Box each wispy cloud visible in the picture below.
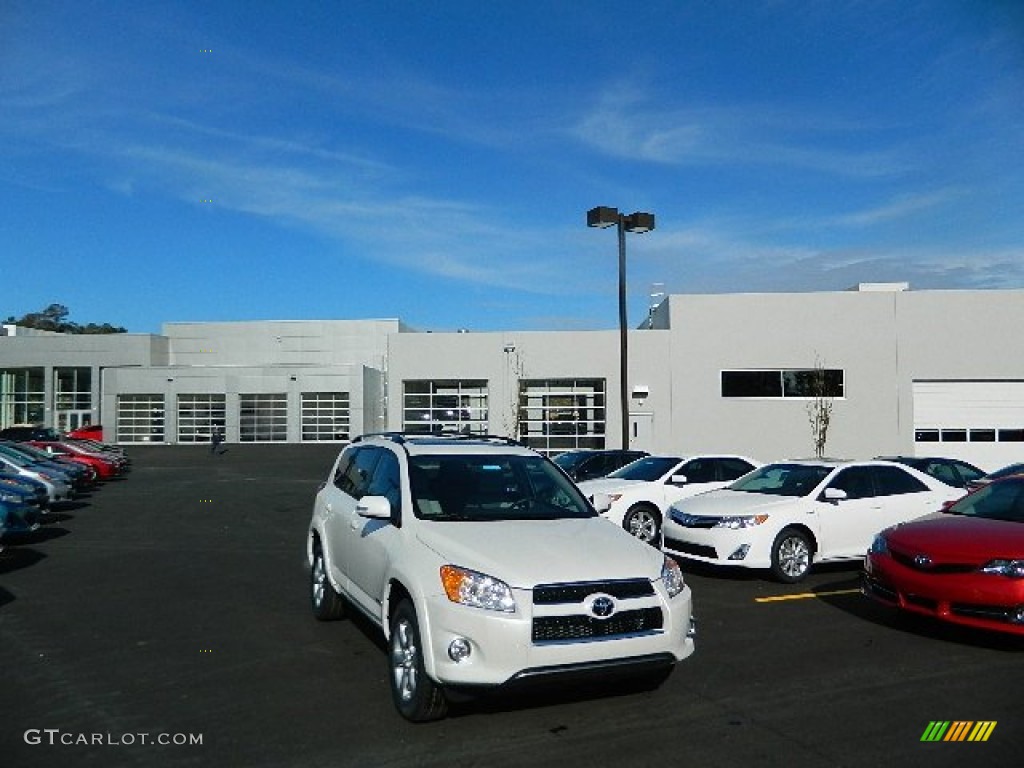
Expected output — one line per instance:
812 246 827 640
572 86 909 177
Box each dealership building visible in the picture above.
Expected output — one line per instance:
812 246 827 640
2 283 1022 470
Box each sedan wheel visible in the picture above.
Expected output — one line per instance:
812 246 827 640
770 529 812 583
623 505 661 546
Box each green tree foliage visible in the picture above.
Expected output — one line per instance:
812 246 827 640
4 304 126 334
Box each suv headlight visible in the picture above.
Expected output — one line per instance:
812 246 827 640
661 556 685 598
980 559 1024 578
869 533 889 555
713 514 769 530
440 565 517 612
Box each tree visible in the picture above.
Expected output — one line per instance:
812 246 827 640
5 304 126 334
806 357 835 459
501 345 525 440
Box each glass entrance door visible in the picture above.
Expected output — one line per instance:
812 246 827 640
57 410 93 433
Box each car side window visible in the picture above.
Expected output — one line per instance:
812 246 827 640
952 461 985 485
924 461 958 487
334 447 381 499
576 456 603 481
718 458 755 481
871 466 929 496
366 449 402 519
827 467 875 499
679 459 717 484
332 451 355 492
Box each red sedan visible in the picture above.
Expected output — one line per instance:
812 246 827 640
28 440 121 480
863 476 1024 636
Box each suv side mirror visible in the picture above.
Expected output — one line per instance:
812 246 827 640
592 493 613 514
822 487 848 502
670 474 689 486
356 495 392 520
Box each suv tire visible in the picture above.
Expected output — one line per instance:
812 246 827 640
310 546 345 621
389 599 448 722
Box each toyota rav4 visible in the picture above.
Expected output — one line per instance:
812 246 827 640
307 433 696 721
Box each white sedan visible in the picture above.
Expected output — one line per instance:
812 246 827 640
577 454 761 545
662 459 966 582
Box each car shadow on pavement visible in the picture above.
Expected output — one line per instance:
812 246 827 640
0 585 14 609
446 673 670 719
812 575 1024 653
16 526 71 545
41 511 75 524
0 546 47 576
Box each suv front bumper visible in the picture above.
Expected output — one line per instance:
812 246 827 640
419 584 695 689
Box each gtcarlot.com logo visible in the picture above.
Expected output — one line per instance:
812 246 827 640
921 721 997 743
24 729 203 747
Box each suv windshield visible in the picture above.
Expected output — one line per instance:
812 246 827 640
730 463 833 497
409 454 595 522
606 456 682 482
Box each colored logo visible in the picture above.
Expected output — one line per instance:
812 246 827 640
921 721 996 742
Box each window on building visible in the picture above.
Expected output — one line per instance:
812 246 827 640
54 367 92 411
301 392 350 442
239 393 287 442
403 380 488 435
0 367 46 427
519 379 606 454
918 427 1024 443
177 394 226 443
721 369 844 398
117 394 166 443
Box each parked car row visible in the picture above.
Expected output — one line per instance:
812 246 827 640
0 425 129 551
565 448 1024 637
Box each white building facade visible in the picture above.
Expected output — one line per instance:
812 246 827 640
2 285 1022 471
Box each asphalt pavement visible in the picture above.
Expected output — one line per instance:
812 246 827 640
2 445 1021 768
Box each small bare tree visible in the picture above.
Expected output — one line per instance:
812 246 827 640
501 346 525 439
806 358 834 459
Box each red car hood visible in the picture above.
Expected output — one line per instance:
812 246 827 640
887 513 1024 560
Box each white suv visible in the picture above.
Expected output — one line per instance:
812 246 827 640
307 433 696 721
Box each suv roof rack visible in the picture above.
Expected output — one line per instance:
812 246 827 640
354 431 524 447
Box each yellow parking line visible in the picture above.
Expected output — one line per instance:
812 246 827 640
755 588 861 603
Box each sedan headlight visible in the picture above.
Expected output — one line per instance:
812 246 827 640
713 514 769 530
661 555 686 598
980 559 1024 579
869 533 889 555
440 565 517 612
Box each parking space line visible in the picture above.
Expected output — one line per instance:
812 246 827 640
755 588 861 603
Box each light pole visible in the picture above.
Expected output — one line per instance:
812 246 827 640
586 206 655 450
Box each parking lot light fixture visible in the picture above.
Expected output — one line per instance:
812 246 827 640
587 206 656 450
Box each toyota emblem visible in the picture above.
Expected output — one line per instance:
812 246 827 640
588 595 616 619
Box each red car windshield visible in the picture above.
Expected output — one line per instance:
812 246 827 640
948 479 1024 523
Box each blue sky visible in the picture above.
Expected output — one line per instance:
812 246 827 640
2 1 1022 334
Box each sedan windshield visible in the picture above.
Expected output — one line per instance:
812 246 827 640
606 456 682 482
948 479 1024 522
730 463 833 497
409 454 595 522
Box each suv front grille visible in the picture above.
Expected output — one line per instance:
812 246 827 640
533 578 654 605
532 607 663 643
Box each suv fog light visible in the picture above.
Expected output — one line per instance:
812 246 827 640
687 616 697 638
448 637 472 662
1011 607 1024 625
727 545 750 561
